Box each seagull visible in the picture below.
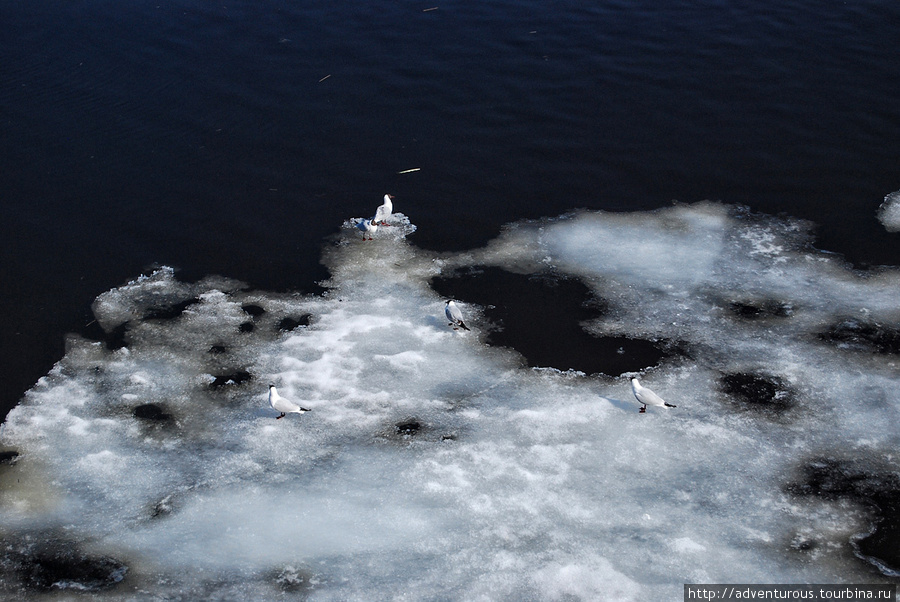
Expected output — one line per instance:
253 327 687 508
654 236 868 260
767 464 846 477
374 194 394 225
356 218 378 241
268 384 311 420
631 378 676 413
445 300 470 331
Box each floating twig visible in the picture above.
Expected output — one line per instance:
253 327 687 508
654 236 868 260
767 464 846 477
397 168 421 174
423 7 439 12
318 74 331 83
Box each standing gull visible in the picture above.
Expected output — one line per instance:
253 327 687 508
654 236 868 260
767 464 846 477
631 378 676 413
445 300 471 331
268 384 311 419
374 194 394 225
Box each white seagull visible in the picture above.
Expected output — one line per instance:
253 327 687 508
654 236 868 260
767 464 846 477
631 378 676 413
445 300 470 331
356 218 378 241
268 384 311 420
374 194 394 225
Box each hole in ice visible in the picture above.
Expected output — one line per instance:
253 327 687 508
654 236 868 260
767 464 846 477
208 344 228 354
431 266 668 375
819 319 900 355
239 322 255 333
277 314 311 332
132 403 172 421
241 304 265 318
209 370 253 389
395 418 422 434
728 300 794 320
785 457 900 574
143 298 201 321
719 372 795 414
1 537 128 593
0 450 19 465
82 320 129 351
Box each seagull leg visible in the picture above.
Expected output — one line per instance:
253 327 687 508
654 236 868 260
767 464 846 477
276 413 285 419
639 406 646 414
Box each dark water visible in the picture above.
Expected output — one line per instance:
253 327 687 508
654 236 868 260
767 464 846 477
2 0 899 419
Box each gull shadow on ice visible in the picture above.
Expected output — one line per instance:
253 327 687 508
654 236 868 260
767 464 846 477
602 396 639 413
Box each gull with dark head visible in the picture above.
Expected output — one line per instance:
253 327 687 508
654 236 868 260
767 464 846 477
445 300 470 331
631 378 676 413
356 218 378 241
268 384 311 420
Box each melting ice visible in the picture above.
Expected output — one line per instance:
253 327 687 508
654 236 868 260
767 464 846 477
1 203 899 599
879 190 900 233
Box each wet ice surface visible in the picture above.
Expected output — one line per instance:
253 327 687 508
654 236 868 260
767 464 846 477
1 204 899 599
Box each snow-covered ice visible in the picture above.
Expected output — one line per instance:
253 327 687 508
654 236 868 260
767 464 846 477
1 204 898 599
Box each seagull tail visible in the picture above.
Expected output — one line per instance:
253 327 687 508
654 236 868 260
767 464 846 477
664 402 676 408
459 321 471 331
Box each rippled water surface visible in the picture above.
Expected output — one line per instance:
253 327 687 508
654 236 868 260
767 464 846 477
3 1 899 414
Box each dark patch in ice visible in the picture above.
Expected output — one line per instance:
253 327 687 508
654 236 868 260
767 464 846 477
133 403 171 421
144 297 201 321
790 537 817 552
241 304 266 317
208 344 227 354
785 457 900 574
396 418 422 434
209 371 253 389
82 320 129 351
150 493 177 518
0 538 128 593
239 322 255 333
103 322 129 350
278 314 311 332
0 450 19 465
719 372 795 414
431 267 667 376
271 565 316 593
819 319 900 355
728 300 794 319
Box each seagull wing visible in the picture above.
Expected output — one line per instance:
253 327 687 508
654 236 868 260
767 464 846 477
447 303 464 323
272 395 301 413
374 196 392 222
637 386 667 408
